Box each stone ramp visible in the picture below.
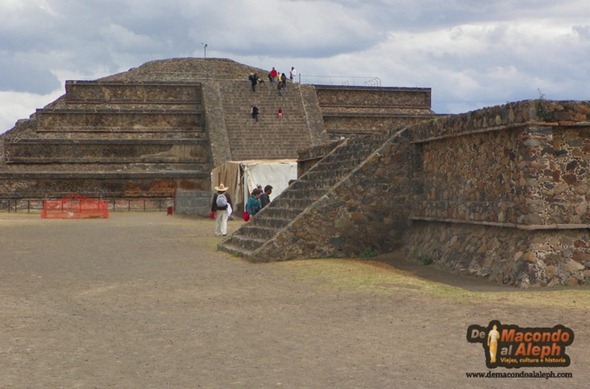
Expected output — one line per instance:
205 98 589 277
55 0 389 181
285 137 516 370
218 132 392 259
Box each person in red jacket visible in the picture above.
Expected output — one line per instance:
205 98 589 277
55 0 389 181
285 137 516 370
269 67 278 83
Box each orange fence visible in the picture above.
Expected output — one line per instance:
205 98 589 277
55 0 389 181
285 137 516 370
41 194 109 219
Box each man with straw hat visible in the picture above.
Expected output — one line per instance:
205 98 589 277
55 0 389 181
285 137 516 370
211 183 233 236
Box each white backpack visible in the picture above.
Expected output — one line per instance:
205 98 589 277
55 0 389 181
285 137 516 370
216 194 228 208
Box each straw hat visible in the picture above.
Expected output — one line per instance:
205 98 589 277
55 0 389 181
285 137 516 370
214 183 229 192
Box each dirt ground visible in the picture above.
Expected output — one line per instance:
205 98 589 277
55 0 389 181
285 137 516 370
1 212 589 388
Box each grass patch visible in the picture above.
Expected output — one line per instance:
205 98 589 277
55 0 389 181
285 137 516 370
359 247 378 258
277 258 590 310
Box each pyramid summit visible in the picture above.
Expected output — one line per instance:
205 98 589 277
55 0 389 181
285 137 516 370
99 57 270 82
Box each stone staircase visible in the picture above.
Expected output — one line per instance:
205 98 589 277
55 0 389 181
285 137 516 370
218 132 390 258
219 80 321 160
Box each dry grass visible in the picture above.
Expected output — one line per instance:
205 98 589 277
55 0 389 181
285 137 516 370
275 258 590 310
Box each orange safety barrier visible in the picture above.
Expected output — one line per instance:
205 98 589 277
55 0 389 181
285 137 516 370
41 194 109 219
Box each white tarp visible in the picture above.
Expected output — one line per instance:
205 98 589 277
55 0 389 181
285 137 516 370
211 159 297 210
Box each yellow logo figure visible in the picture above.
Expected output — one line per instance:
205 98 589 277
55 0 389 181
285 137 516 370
487 324 500 363
467 321 574 369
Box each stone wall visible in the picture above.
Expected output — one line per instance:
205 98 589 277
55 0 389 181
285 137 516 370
257 99 590 286
4 140 209 164
403 222 590 287
315 86 434 139
0 174 208 198
315 86 431 108
65 81 203 104
323 115 430 136
404 99 590 286
36 110 201 128
413 127 523 224
410 100 590 227
174 188 212 217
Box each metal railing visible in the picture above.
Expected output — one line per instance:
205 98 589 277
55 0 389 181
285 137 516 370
0 197 173 213
299 75 381 87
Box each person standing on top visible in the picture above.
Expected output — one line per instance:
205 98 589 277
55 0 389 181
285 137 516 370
289 66 297 83
269 67 278 83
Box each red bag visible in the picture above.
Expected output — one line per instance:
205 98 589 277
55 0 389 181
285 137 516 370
209 211 215 220
243 211 250 222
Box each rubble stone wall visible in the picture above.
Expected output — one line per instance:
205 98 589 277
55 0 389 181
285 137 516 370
404 100 590 286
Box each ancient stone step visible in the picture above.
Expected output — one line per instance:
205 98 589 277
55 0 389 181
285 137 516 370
216 241 255 258
36 127 205 134
300 169 347 181
234 225 278 240
270 197 314 209
219 81 314 161
280 187 325 200
0 172 208 200
0 162 209 172
35 128 206 140
255 207 303 220
249 216 291 229
60 103 204 114
36 110 202 128
4 139 209 165
298 176 340 189
0 170 208 179
223 235 267 252
64 80 203 104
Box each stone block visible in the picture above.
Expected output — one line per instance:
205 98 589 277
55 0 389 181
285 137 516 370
563 259 586 273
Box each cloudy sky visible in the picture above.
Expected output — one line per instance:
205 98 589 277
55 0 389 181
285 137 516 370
1 0 589 134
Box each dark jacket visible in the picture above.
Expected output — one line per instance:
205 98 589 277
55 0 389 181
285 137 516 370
260 193 270 208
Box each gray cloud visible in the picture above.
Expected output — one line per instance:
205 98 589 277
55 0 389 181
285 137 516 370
0 0 589 132
0 55 61 93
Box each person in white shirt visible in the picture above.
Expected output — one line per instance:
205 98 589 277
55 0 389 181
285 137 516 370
289 66 297 83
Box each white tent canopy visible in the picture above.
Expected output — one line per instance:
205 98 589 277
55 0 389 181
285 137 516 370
211 160 297 210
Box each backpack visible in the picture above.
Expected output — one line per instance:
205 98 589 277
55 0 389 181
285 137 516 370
216 194 228 208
